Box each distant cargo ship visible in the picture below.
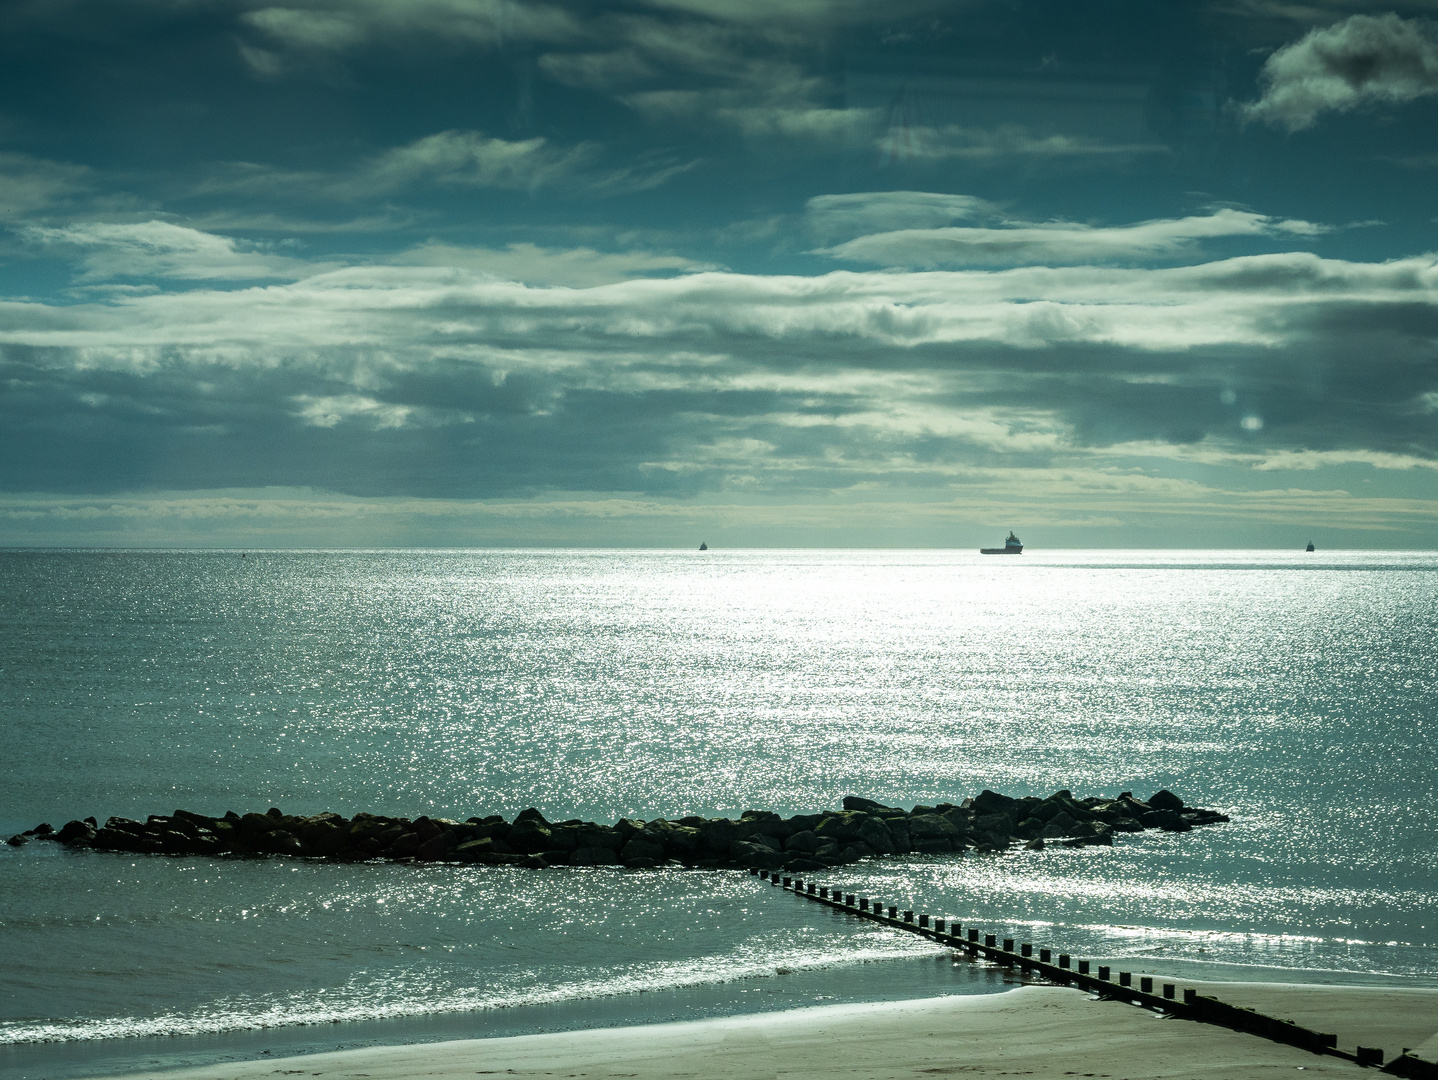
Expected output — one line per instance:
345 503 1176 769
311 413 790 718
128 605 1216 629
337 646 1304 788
980 531 1023 555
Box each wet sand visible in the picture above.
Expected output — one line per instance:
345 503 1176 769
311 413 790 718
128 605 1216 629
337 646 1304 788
74 980 1438 1080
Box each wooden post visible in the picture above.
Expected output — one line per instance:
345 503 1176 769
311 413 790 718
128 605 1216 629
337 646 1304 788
1163 984 1175 999
1098 966 1110 980
1119 971 1131 987
1078 960 1089 974
1040 948 1051 963
888 906 898 919
1021 943 1032 957
985 934 996 948
1140 977 1153 994
1059 954 1070 969
919 914 929 928
1003 938 1014 952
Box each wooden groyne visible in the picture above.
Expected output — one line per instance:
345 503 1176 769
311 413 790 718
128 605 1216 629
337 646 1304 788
4 788 1229 869
756 870 1437 1077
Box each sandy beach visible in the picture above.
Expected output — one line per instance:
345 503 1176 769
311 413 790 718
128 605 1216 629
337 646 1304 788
74 979 1438 1080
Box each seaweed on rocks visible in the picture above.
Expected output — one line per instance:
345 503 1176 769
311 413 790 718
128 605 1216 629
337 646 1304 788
15 789 1229 869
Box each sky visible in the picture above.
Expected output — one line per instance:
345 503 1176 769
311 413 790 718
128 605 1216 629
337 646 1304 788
1 0 1437 547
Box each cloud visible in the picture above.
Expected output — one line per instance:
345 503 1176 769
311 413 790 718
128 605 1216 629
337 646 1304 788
20 221 324 281
804 192 997 243
876 124 1171 164
393 241 717 286
1 246 1436 535
198 131 688 201
0 152 94 217
238 0 582 58
1244 12 1438 130
353 130 600 193
815 208 1330 267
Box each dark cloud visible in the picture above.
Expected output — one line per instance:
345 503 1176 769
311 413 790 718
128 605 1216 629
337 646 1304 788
1244 13 1438 130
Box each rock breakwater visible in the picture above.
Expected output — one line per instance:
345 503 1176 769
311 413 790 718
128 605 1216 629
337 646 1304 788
7 789 1229 870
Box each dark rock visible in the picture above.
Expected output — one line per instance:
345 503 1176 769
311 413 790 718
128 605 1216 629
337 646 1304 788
456 837 504 863
730 840 784 870
260 830 304 855
507 821 553 854
544 825 583 852
514 807 549 826
417 832 459 861
908 814 961 841
841 796 892 813
539 849 572 865
29 823 55 836
571 845 619 866
1015 818 1044 840
383 832 422 858
1140 809 1189 831
572 823 621 850
5 834 26 846
857 816 896 854
1184 809 1230 826
623 856 658 869
784 829 821 854
971 790 1018 817
1040 812 1080 839
613 818 644 844
1024 837 1045 850
620 835 666 863
57 820 97 845
1147 789 1184 812
662 824 701 859
695 818 738 852
912 838 955 854
785 857 826 872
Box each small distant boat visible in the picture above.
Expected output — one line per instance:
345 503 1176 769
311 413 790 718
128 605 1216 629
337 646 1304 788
699 541 708 551
1306 541 1315 552
980 531 1023 555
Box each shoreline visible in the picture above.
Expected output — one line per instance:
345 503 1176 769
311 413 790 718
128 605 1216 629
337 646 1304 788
7 969 1436 1080
47 978 1438 1080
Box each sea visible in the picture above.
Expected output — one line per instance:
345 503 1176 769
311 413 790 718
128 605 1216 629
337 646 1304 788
2 550 1435 1079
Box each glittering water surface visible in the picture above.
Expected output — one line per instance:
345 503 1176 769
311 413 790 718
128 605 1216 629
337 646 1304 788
1 550 1435 1054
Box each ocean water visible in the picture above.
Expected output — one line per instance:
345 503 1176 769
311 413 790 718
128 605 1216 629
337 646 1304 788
2 550 1435 1075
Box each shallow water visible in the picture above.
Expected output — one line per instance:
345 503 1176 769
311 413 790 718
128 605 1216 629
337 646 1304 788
1 550 1435 1069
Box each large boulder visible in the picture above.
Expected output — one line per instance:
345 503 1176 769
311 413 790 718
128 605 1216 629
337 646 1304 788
1040 812 1080 839
1141 809 1190 831
1147 790 1184 812
970 790 1019 817
856 816 896 854
572 823 622 850
907 814 961 841
730 840 784 870
784 830 821 854
56 820 96 846
695 818 738 852
814 812 867 844
620 835 666 863
507 820 553 854
842 796 893 813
